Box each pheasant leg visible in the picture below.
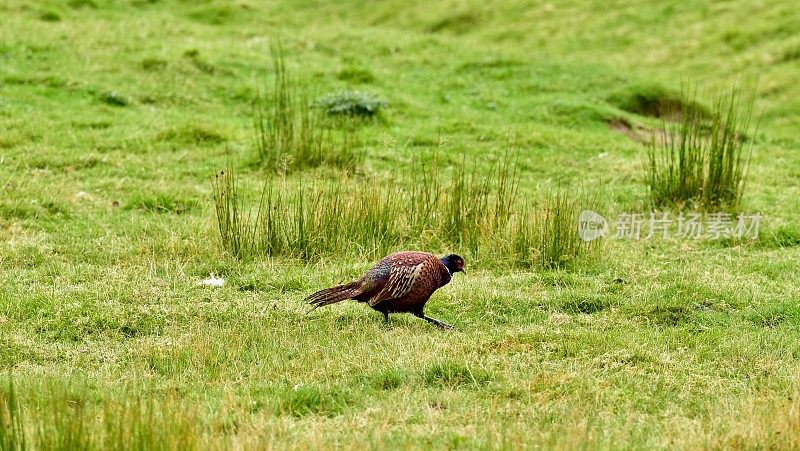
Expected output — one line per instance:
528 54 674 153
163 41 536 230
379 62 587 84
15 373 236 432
417 314 454 330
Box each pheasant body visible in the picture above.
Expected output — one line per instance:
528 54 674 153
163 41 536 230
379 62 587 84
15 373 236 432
306 251 465 328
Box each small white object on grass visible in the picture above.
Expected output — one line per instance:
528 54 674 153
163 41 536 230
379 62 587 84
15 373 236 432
199 273 225 287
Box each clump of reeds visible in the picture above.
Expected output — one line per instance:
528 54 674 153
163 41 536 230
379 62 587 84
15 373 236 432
211 157 597 269
212 169 256 258
0 377 25 451
646 85 757 209
512 190 590 269
0 377 201 450
253 43 362 172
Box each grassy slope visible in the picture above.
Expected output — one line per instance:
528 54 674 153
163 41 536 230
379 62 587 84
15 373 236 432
1 0 800 449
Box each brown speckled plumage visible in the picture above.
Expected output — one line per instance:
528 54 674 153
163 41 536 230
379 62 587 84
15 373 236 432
306 251 465 329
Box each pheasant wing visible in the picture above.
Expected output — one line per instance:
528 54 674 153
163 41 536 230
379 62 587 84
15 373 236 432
368 255 436 307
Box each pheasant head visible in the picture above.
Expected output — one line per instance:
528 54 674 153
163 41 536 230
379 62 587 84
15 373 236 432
441 254 466 275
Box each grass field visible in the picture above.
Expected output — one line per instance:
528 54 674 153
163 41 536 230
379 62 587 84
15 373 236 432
2 0 800 449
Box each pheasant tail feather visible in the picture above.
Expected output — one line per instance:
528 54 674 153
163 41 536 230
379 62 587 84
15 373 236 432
305 281 362 309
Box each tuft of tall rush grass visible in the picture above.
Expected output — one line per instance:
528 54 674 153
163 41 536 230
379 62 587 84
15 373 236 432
646 85 757 209
211 158 598 270
253 43 361 172
0 376 25 451
212 169 256 259
513 190 590 269
1 378 202 450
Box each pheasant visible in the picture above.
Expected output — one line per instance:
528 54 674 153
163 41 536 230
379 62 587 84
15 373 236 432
306 252 465 329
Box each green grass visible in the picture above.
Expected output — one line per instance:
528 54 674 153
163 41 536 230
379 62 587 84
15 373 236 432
422 362 492 388
2 0 800 449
